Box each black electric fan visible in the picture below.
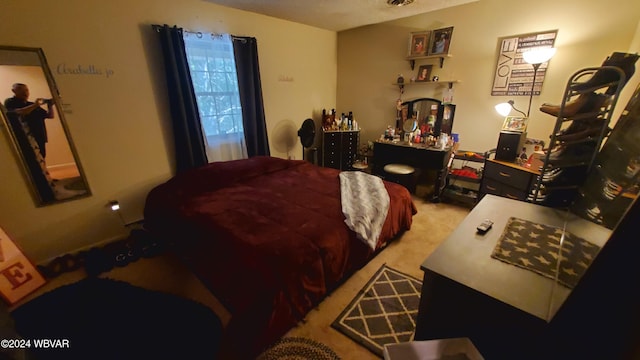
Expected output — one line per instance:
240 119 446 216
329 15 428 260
297 118 316 161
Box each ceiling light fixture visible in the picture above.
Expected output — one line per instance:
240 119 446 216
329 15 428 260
387 0 415 6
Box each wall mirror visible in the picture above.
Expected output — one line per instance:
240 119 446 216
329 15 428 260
0 46 90 206
401 97 455 137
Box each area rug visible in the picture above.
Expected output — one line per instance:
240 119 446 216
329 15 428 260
331 264 422 358
257 337 340 360
491 217 601 288
11 278 222 360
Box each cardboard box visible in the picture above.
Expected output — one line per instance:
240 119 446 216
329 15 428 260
383 338 484 360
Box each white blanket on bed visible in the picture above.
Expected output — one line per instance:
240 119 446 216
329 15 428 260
339 171 390 250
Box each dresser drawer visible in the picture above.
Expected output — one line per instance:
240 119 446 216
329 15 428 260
480 178 502 196
324 158 340 169
481 178 528 201
484 161 533 191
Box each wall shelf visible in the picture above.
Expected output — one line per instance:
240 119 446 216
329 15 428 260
406 54 452 70
393 80 460 89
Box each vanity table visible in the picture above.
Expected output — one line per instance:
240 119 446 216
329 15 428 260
413 194 611 358
373 140 452 201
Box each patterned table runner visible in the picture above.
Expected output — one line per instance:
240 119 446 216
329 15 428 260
491 217 600 288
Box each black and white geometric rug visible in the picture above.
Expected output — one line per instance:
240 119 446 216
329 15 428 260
491 217 601 288
331 264 422 358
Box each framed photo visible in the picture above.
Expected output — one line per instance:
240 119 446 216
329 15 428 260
501 116 528 132
408 31 430 57
415 65 433 82
429 26 454 55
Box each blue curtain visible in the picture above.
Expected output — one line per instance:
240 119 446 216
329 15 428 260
153 24 207 172
232 36 270 157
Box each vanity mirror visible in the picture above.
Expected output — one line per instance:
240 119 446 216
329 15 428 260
0 46 90 206
400 97 456 137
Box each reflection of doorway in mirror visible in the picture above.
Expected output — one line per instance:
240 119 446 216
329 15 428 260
0 65 79 181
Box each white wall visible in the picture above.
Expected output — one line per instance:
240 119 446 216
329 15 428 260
337 0 640 152
0 0 337 262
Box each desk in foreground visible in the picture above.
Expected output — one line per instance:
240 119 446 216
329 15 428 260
414 195 611 357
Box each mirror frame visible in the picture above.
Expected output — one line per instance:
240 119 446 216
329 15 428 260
0 45 91 206
401 97 456 137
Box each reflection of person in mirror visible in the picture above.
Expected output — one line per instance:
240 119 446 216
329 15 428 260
4 83 55 158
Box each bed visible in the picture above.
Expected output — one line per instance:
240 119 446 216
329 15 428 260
143 156 416 357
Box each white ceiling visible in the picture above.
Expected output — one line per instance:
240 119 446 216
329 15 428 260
203 0 478 32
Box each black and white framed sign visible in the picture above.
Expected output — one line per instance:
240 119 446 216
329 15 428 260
491 30 558 96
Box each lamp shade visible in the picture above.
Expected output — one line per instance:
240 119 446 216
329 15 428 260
522 47 556 65
495 102 513 116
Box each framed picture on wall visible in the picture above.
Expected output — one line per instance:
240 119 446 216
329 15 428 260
415 65 433 82
428 26 454 55
501 116 528 132
408 31 430 57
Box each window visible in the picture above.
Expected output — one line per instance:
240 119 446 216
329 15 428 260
183 33 247 161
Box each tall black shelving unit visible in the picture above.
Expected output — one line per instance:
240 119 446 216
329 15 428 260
529 66 626 208
571 82 640 228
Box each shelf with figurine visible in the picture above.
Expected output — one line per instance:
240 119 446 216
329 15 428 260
393 79 460 89
406 54 453 70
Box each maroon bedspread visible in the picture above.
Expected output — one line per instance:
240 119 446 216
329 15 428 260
144 156 416 357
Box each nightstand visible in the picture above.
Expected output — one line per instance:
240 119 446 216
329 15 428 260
480 159 540 201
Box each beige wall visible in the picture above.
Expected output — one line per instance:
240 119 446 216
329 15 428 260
337 0 640 152
0 0 337 262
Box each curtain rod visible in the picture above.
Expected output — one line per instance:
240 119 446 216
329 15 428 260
152 24 248 42
151 24 224 38
183 29 224 39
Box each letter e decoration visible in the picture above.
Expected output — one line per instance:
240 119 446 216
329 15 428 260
0 227 46 304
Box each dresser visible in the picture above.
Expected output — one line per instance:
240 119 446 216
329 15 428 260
322 129 359 170
480 159 539 201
